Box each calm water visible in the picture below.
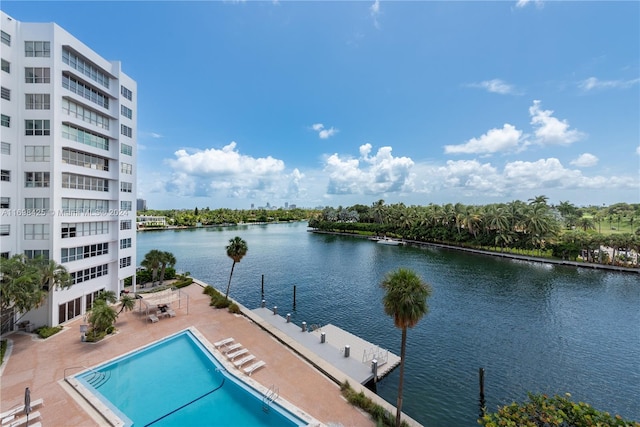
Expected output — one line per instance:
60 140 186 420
137 222 640 426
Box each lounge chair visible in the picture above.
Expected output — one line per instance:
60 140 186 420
6 411 40 427
224 343 242 354
166 309 176 317
243 360 266 376
233 354 255 367
214 337 234 348
226 348 248 360
148 314 159 323
0 399 44 420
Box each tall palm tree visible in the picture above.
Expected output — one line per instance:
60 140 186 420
158 251 177 285
87 299 117 334
118 294 136 315
380 268 432 427
141 249 163 286
225 236 248 300
33 257 72 291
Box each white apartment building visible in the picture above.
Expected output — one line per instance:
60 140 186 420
0 11 137 330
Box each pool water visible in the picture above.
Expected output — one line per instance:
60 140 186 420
76 330 307 427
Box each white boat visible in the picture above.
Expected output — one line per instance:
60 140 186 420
375 237 404 246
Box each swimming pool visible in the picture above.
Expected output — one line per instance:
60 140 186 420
73 329 311 426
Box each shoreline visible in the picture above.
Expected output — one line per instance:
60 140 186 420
309 229 640 275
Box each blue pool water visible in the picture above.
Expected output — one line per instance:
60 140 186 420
76 330 307 427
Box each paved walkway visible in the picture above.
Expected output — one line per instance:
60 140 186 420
0 283 376 427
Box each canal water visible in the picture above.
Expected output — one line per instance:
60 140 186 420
136 222 640 426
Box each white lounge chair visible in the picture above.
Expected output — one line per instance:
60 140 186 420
233 354 255 367
6 411 40 427
214 337 234 348
148 314 159 323
226 348 248 360
243 360 266 376
0 398 44 420
166 309 176 317
224 343 242 354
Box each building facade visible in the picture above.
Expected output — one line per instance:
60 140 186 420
0 11 137 328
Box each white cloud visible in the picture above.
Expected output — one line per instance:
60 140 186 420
164 142 303 201
324 144 414 195
578 77 640 91
636 146 640 156
570 153 598 168
515 0 544 8
444 124 523 155
370 0 381 29
468 79 517 95
311 123 339 139
529 100 585 146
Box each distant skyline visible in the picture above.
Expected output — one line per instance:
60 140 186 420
3 1 638 210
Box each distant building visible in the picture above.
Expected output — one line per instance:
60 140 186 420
0 11 137 328
137 198 147 211
136 215 167 229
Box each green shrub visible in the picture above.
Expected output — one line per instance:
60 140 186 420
213 298 231 309
340 381 408 427
84 329 107 342
174 277 193 289
479 393 640 427
228 303 241 314
105 326 115 334
35 325 63 339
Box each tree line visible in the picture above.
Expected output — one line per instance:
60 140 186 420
308 198 640 267
137 207 316 227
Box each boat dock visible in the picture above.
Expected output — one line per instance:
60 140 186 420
251 307 400 385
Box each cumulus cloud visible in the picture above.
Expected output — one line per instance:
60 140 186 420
444 124 523 155
324 143 414 196
311 123 338 139
578 77 640 91
570 153 598 168
468 79 518 95
529 100 585 146
164 142 302 200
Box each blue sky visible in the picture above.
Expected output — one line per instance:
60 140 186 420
3 1 639 210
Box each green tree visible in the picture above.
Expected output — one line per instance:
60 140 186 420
225 236 248 300
87 299 117 334
141 249 163 286
158 251 177 285
380 268 432 427
118 294 136 315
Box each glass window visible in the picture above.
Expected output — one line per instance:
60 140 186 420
120 124 132 138
25 41 51 57
121 105 132 119
1 170 10 181
1 142 9 154
0 225 10 236
0 197 9 208
1 59 9 73
1 31 10 46
25 67 50 83
25 94 50 109
121 143 132 156
1 114 10 127
121 85 132 100
25 146 50 162
1 87 9 100
25 119 50 136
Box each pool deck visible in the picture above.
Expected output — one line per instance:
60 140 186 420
0 281 422 427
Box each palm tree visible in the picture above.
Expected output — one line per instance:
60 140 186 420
33 257 72 291
158 251 177 285
225 236 248 300
118 294 136 315
141 249 163 286
87 299 117 335
380 268 432 427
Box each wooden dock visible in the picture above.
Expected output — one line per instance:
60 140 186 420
252 307 400 385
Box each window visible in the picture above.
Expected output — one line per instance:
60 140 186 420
62 148 109 171
1 252 9 259
121 201 132 211
25 94 50 109
62 99 109 130
25 172 50 188
120 220 132 230
121 85 132 100
121 143 132 156
61 242 108 263
61 222 109 238
1 87 9 100
70 264 108 285
120 124 132 138
25 119 50 136
1 31 10 46
25 67 50 83
120 182 132 193
25 146 50 162
1 59 9 73
24 224 50 240
120 238 132 249
86 289 105 311
1 142 9 154
62 48 110 88
121 162 132 174
0 225 9 236
62 123 109 150
24 249 50 260
61 173 108 192
0 197 9 208
62 74 109 109
61 198 109 213
58 297 81 323
25 41 51 57
1 114 9 127
24 198 50 211
121 105 132 119
1 170 10 181
119 256 132 268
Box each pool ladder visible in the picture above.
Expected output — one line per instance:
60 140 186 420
262 384 279 412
